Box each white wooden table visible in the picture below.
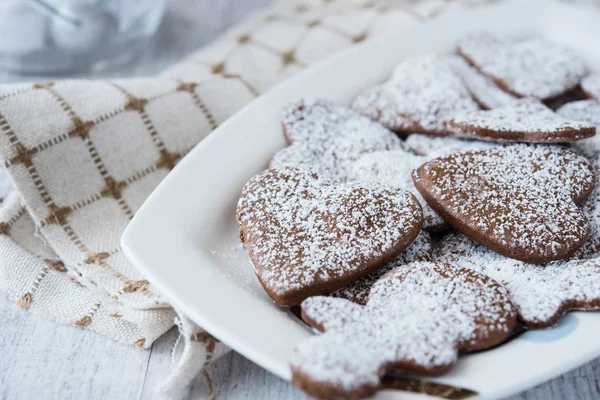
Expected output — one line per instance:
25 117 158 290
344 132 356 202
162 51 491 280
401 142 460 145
1 1 599 399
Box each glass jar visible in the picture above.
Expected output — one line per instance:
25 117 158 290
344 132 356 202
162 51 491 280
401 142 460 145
0 0 165 74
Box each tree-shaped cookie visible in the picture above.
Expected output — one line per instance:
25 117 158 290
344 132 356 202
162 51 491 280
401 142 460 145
237 168 423 306
433 233 600 329
270 98 402 182
413 144 595 264
291 262 516 399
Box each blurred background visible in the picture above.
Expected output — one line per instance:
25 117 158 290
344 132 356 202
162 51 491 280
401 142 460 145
0 0 273 82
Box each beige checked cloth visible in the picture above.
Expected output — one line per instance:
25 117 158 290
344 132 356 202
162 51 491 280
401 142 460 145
0 0 596 396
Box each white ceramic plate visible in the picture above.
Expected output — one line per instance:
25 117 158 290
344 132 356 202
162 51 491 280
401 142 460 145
122 1 600 398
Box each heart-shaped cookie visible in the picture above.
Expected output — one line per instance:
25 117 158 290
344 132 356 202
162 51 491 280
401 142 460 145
291 262 516 399
582 73 600 100
458 33 587 101
271 98 402 182
236 168 423 306
413 144 595 264
445 99 595 142
351 55 479 135
433 233 600 329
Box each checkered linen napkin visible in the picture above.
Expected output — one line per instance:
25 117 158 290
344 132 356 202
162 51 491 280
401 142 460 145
0 0 594 395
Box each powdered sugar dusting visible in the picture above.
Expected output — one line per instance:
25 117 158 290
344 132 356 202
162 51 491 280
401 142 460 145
291 262 515 397
557 100 600 158
271 98 402 182
236 168 422 306
351 55 479 134
582 73 600 100
433 234 600 328
331 232 433 304
350 150 446 230
413 144 595 264
458 33 587 100
404 133 497 157
444 54 520 109
446 99 596 142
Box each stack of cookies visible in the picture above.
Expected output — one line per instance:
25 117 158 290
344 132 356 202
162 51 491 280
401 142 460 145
236 32 600 400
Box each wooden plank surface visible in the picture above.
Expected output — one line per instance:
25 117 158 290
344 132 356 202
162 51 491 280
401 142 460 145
1 1 599 399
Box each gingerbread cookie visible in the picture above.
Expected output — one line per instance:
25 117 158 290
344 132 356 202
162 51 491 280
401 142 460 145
433 233 600 329
236 168 423 306
458 33 587 101
352 55 479 135
350 151 448 231
445 99 595 142
270 98 402 182
404 133 497 158
413 144 595 264
582 73 600 100
444 55 519 109
291 262 516 399
331 232 433 305
557 99 600 157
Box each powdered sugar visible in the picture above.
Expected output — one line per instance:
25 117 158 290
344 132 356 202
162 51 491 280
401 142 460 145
404 134 497 157
350 151 447 230
351 55 479 135
271 98 402 182
413 144 595 264
331 232 433 304
557 99 600 158
444 54 519 109
582 73 600 100
458 33 587 101
291 262 515 398
446 99 596 142
433 233 600 328
236 168 422 306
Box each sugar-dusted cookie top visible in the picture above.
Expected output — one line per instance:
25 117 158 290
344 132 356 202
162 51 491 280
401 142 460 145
237 168 423 306
350 151 448 231
444 54 520 109
271 98 402 182
582 73 600 100
413 144 595 264
403 133 497 157
458 33 587 101
291 262 516 399
445 99 596 142
351 55 479 135
557 100 600 157
433 233 600 329
558 99 600 128
331 232 433 305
